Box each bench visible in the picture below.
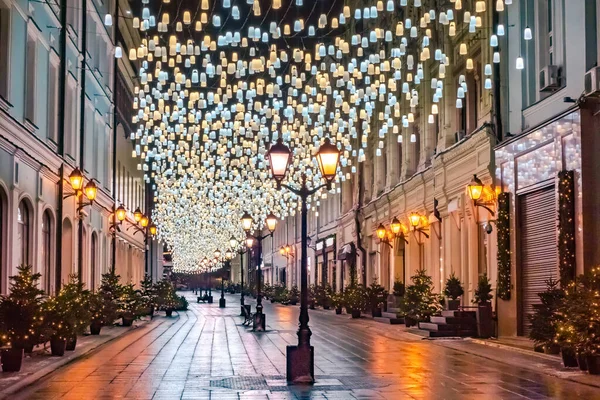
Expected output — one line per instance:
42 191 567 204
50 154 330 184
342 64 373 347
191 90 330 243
197 294 210 303
241 304 253 326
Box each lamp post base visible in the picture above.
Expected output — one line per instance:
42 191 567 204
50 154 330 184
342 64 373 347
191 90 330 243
286 345 314 384
253 312 266 331
219 298 226 308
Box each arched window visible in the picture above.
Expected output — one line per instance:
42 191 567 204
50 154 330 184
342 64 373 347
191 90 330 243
42 210 53 293
17 201 30 266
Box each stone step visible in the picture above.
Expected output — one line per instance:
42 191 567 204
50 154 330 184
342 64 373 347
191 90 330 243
440 310 477 318
409 327 476 338
373 316 405 325
430 316 477 325
387 307 402 314
419 322 459 332
382 311 398 319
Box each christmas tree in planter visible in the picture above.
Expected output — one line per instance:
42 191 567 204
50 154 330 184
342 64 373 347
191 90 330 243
89 273 122 334
403 269 441 326
44 275 91 355
528 279 563 354
0 265 46 371
118 283 144 327
140 275 156 317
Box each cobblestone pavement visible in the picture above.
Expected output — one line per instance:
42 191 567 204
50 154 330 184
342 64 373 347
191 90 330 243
11 292 600 399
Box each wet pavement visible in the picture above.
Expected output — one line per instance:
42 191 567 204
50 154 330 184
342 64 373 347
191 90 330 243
11 292 600 399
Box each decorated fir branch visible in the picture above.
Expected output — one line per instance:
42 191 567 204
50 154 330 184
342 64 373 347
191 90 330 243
496 192 511 301
558 170 576 286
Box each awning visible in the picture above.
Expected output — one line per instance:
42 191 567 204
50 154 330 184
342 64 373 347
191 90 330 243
337 243 356 260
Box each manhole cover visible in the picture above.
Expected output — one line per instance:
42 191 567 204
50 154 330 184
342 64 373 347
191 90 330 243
209 375 391 391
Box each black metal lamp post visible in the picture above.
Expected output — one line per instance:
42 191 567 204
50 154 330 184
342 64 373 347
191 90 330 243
230 236 249 315
218 249 233 308
241 213 278 332
267 137 341 384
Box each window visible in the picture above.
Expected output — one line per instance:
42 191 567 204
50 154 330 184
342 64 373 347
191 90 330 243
42 211 52 293
0 5 10 100
65 79 75 157
17 201 30 266
25 34 37 124
47 60 59 143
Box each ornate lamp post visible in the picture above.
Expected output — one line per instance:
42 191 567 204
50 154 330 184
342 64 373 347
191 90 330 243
230 236 249 315
218 249 233 308
240 213 278 332
268 137 341 384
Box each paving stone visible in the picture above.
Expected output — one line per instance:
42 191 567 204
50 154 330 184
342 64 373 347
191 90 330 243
7 292 600 399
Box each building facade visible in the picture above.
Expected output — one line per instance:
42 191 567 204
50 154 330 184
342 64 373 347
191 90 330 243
0 0 160 295
262 1 600 340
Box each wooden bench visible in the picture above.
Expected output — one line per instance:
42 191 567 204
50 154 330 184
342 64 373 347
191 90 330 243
241 304 253 326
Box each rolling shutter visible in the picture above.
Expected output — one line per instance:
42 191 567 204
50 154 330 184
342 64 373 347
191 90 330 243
519 186 558 336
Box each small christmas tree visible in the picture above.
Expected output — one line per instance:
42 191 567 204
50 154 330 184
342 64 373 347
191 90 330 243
0 265 46 350
403 268 441 322
528 278 563 352
44 275 91 340
140 275 156 315
473 274 493 304
118 283 144 321
89 272 122 327
443 273 464 300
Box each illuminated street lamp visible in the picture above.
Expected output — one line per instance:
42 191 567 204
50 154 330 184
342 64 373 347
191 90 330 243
467 174 496 216
241 212 254 232
266 213 278 232
409 212 430 241
134 207 143 223
268 137 341 384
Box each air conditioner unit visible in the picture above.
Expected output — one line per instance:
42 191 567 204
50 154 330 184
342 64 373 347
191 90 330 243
539 65 561 92
584 66 600 96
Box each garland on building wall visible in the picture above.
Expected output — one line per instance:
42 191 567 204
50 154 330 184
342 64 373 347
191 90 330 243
558 170 576 286
496 192 512 301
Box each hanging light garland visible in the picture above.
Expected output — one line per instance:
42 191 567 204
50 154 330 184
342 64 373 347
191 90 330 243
121 0 520 272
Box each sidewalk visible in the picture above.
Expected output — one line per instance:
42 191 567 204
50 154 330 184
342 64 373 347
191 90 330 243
431 336 600 389
0 315 162 399
308 305 600 390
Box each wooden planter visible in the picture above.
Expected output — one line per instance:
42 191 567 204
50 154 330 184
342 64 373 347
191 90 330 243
351 310 361 319
122 316 134 327
165 309 173 317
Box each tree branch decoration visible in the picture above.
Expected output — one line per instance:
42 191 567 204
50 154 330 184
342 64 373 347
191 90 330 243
558 170 576 286
496 192 511 301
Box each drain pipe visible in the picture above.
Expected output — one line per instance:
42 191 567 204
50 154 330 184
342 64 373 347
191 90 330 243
76 0 88 281
54 0 68 292
355 121 367 286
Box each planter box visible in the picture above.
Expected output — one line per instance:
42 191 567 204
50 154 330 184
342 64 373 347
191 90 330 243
476 302 493 338
1 348 24 372
90 321 102 335
446 299 460 311
371 307 382 318
50 337 67 356
66 335 77 351
351 310 361 318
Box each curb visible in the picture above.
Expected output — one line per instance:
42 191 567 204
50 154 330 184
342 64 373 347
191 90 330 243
0 316 164 399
